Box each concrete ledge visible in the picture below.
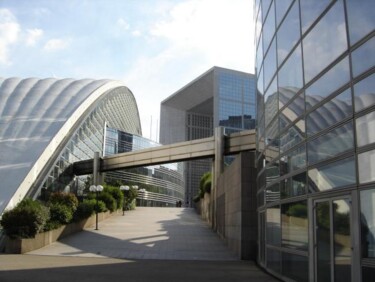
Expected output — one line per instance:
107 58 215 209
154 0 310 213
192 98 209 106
4 210 118 254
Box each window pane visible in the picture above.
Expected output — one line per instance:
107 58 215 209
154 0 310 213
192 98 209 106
356 110 375 147
360 188 375 258
300 0 332 33
267 207 281 246
354 73 375 113
256 34 263 72
264 78 278 128
280 144 306 176
266 117 279 151
303 1 347 82
281 172 307 199
266 162 279 186
280 123 304 154
352 36 375 78
305 57 350 110
282 253 309 282
358 149 375 184
306 89 352 136
262 1 275 52
282 201 308 250
308 156 356 192
264 38 277 90
266 183 280 203
308 122 354 164
275 0 293 26
277 1 300 65
362 267 375 282
280 92 305 128
346 0 375 45
267 248 281 273
278 44 303 95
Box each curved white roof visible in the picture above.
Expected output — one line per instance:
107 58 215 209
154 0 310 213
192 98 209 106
0 78 141 213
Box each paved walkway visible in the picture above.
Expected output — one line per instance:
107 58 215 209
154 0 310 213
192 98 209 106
0 207 279 281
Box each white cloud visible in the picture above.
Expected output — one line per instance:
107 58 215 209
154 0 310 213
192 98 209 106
117 18 130 30
25 28 43 46
43 38 70 51
132 30 142 37
0 9 21 65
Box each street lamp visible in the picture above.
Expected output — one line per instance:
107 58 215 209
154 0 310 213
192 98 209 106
120 185 130 215
89 184 104 230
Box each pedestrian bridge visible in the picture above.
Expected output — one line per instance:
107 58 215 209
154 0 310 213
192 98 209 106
73 129 256 175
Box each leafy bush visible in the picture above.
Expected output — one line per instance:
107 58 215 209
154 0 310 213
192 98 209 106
104 185 123 210
49 203 73 225
48 192 79 212
198 172 212 198
0 198 49 239
97 192 117 212
73 199 95 222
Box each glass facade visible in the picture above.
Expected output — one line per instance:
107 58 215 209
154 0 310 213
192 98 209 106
255 0 375 281
104 127 185 207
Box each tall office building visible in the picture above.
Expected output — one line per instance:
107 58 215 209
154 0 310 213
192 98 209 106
255 0 374 281
160 66 256 206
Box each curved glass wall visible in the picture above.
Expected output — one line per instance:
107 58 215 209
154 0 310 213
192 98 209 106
255 0 375 281
104 127 185 207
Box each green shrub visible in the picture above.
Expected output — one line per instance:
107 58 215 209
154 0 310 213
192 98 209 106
104 185 123 210
0 198 49 239
48 192 79 212
49 203 73 225
198 172 212 198
74 200 94 222
97 192 117 212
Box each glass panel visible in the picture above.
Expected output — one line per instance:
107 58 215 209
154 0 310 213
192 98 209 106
277 1 300 65
362 267 375 282
265 116 279 151
266 183 279 203
256 34 263 73
275 0 293 26
266 206 281 246
300 0 332 33
266 248 281 273
262 0 275 52
346 0 375 45
307 122 354 164
316 201 331 282
333 199 351 282
282 253 309 282
352 36 375 78
266 162 279 186
358 149 375 184
278 44 303 96
360 189 375 258
307 89 352 136
280 92 305 128
264 77 278 128
354 73 375 113
308 156 356 192
281 172 307 199
282 201 308 250
280 123 304 154
356 110 375 147
305 57 350 110
261 0 272 22
280 144 306 176
257 66 264 96
303 1 347 83
259 211 266 264
263 38 277 90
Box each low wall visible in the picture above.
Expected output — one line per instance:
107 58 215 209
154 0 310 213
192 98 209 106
5 210 118 254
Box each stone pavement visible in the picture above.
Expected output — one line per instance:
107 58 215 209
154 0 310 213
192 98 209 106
0 207 279 282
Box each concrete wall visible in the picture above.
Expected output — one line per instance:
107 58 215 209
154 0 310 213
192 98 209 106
215 151 257 260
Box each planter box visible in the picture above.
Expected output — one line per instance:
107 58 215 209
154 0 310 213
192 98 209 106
4 210 117 254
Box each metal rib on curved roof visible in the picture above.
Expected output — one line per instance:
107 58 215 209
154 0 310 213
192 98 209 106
0 78 141 213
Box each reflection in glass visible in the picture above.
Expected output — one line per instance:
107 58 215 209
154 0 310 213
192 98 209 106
277 1 300 65
316 201 331 282
346 0 375 45
265 117 279 151
303 1 347 82
266 248 281 274
354 73 375 113
280 123 304 154
266 183 279 203
358 149 375 184
281 172 306 199
280 91 305 128
352 36 375 78
362 267 375 282
278 45 303 96
262 0 275 52
263 38 277 90
360 189 375 258
282 253 308 282
282 201 308 250
307 122 354 164
264 78 277 128
256 34 263 74
266 162 279 186
356 111 375 147
267 207 281 246
333 199 351 282
306 89 352 136
300 0 331 33
305 57 350 110
308 156 356 192
275 0 293 26
280 144 306 176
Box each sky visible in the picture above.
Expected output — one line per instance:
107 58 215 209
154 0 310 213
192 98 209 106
0 0 255 141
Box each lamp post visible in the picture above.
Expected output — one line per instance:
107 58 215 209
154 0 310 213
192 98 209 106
89 184 104 230
120 185 130 215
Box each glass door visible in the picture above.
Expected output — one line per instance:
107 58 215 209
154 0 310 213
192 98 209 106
314 197 352 282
